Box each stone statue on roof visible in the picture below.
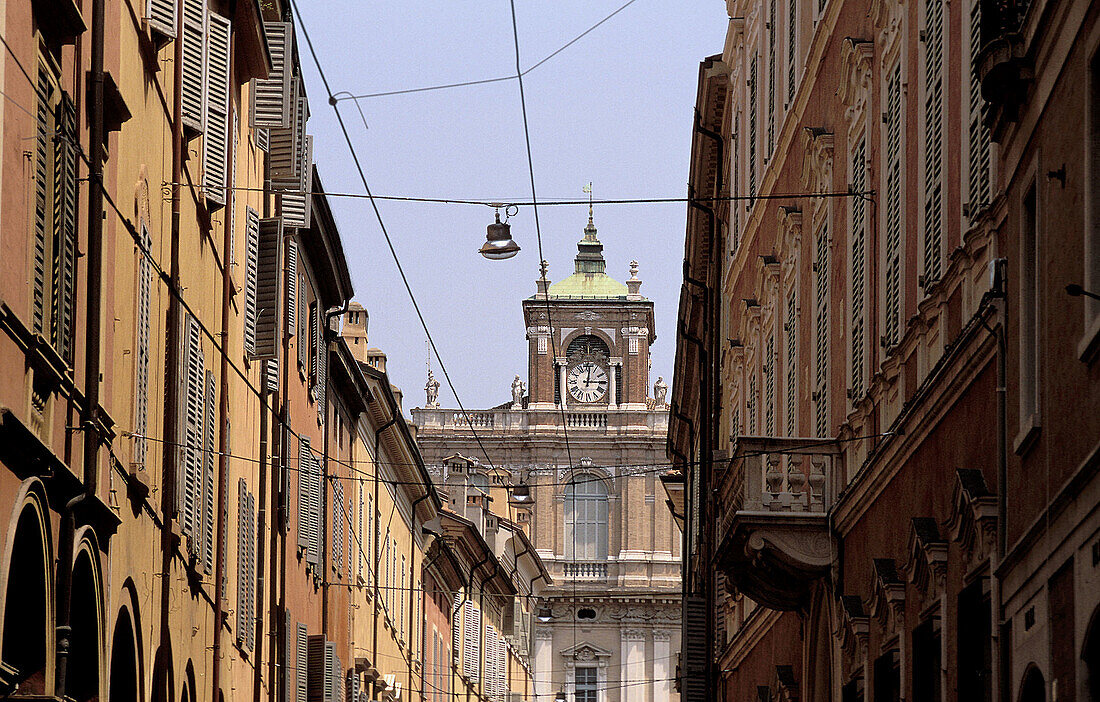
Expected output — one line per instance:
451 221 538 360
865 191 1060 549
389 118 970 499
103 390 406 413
425 369 440 408
512 375 526 409
653 376 668 406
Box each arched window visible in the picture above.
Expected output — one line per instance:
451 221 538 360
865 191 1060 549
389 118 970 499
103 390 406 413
563 474 608 560
567 335 610 361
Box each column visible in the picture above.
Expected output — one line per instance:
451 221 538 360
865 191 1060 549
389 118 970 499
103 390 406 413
652 630 671 702
609 359 619 406
621 629 646 702
557 359 568 407
534 628 554 702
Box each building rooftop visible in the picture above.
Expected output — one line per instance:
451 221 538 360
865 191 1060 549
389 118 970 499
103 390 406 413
536 212 637 300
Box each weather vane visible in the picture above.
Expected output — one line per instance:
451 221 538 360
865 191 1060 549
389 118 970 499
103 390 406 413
583 181 594 222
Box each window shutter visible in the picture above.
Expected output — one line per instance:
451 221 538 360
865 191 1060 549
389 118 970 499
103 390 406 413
462 602 481 681
202 11 231 207
298 436 311 553
251 22 294 129
280 136 313 228
764 336 775 435
270 86 308 190
356 480 364 580
244 207 260 355
281 608 293 702
255 217 284 358
326 644 341 702
787 0 797 101
145 0 176 40
180 0 205 133
884 65 903 348
202 370 216 574
32 67 50 336
308 304 318 380
52 94 78 364
682 596 707 702
286 240 298 333
850 136 867 397
767 0 777 156
255 127 269 152
134 225 153 466
307 635 325 702
296 624 308 702
315 311 327 422
182 315 205 545
332 479 344 577
346 495 353 580
813 221 829 437
266 357 280 394
785 290 797 437
237 478 256 651
748 56 758 200
345 670 360 702
747 369 758 434
923 0 944 287
307 452 322 566
966 0 990 215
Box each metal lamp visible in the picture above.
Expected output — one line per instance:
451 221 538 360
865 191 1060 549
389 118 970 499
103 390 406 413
480 209 521 260
537 607 553 622
511 482 531 501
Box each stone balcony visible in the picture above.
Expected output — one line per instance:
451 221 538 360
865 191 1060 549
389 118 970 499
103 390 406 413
714 436 842 610
411 406 668 435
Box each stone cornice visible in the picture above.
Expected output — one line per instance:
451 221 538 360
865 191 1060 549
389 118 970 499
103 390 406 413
838 38 875 116
800 128 835 193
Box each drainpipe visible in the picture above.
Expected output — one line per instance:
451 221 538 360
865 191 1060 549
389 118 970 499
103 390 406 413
320 302 349 638
58 0 104 693
372 414 398 691
407 490 433 694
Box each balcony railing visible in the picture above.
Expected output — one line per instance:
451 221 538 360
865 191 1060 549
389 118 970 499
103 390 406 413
715 436 841 610
451 411 494 428
562 561 608 579
566 412 608 429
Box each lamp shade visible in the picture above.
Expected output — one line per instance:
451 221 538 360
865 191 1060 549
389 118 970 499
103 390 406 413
480 212 520 260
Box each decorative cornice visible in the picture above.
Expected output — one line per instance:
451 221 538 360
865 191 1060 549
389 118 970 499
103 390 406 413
945 469 998 574
838 595 870 660
838 38 875 114
869 558 906 639
903 517 949 606
800 128 835 193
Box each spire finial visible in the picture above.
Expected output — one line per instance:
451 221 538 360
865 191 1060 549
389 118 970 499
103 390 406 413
583 182 594 227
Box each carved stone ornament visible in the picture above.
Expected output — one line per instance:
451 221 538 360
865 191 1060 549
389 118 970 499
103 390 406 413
800 128 835 193
945 469 998 575
838 38 875 114
903 517 948 608
838 595 870 660
535 627 554 641
560 641 613 663
869 558 906 640
870 0 905 59
577 310 599 321
776 207 803 272
621 629 648 642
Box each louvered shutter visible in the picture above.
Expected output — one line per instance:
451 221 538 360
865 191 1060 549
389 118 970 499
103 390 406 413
923 0 944 287
315 311 327 423
255 217 283 358
850 137 867 396
747 369 758 434
356 480 364 580
297 436 311 553
32 67 50 335
967 0 990 215
462 602 481 681
266 358 280 394
764 336 775 435
255 127 269 152
145 0 176 39
748 56 758 200
202 370 217 574
308 303 318 379
286 240 298 334
787 0 797 101
270 84 307 190
180 0 205 133
345 670 359 702
332 480 344 577
452 595 462 672
884 65 903 348
767 0 776 156
52 95 78 364
328 648 342 702
237 478 256 651
244 207 260 355
346 495 353 580
785 291 797 436
813 221 829 437
202 11 231 207
296 624 308 702
280 609 293 702
307 452 322 566
182 315 205 545
280 136 313 228
682 596 707 702
307 635 326 702
251 22 294 128
134 225 153 466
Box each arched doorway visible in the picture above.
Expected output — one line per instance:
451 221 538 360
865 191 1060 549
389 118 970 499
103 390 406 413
68 546 101 701
1019 665 1046 702
1 501 51 695
109 609 138 702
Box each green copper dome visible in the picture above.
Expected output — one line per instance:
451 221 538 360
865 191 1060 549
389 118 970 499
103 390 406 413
545 215 628 299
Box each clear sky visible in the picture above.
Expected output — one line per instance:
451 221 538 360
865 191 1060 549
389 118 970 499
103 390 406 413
296 2 728 410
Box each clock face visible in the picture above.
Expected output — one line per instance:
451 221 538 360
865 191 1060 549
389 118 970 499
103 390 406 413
568 362 608 403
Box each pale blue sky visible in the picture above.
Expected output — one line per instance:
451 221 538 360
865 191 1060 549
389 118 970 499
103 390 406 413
296 2 727 409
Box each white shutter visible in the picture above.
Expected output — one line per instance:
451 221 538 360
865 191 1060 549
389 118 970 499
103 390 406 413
813 221 829 437
244 207 260 355
923 0 944 287
255 127 269 152
182 314 205 547
966 0 990 215
202 11 231 207
255 217 284 358
462 602 481 682
202 370 216 574
286 240 298 333
296 624 309 702
270 85 308 190
251 22 294 129
785 290 797 437
281 609 293 702
145 0 176 40
280 136 313 228
884 65 903 348
180 0 206 133
134 225 153 467
850 136 867 397
452 595 462 671
266 357 280 394
315 310 327 423
298 437 311 553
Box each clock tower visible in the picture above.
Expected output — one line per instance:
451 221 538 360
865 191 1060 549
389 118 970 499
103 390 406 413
523 212 655 411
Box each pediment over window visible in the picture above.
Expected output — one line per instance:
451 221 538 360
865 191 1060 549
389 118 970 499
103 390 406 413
560 641 613 664
800 128 835 192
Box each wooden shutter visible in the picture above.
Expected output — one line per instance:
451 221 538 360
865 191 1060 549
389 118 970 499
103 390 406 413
52 94 78 364
237 478 256 651
202 370 216 574
255 127 269 152
182 315 205 543
332 479 344 577
785 290 797 437
280 608 293 702
32 66 51 335
286 240 298 333
884 65 903 348
308 303 318 379
244 207 260 355
251 22 294 129
280 136 313 228
462 602 481 682
682 596 707 702
356 480 364 580
297 437 310 553
270 83 307 189
296 623 309 702
923 0 944 287
966 0 990 215
748 56 758 200
255 217 283 358
315 310 327 422
764 336 775 435
180 0 205 133
307 635 325 702
452 595 462 672
813 221 829 437
307 452 322 567
202 11 231 207
787 0 797 101
850 137 867 396
134 225 153 467
767 0 776 156
145 0 176 40
266 357 280 394
327 646 342 702
747 369 758 434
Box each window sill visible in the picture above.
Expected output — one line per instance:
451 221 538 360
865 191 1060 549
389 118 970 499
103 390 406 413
1013 413 1041 457
1076 315 1100 365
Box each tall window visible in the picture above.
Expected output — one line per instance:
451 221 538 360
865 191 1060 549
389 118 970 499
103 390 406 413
850 134 868 395
922 0 945 288
1020 183 1040 425
575 667 598 702
563 474 608 560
